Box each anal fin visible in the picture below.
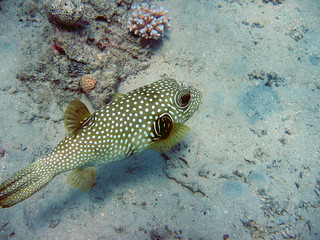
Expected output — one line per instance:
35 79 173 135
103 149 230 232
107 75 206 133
67 166 96 192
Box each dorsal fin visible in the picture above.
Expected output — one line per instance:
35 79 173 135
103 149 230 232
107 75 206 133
112 92 125 101
64 100 91 137
150 123 190 153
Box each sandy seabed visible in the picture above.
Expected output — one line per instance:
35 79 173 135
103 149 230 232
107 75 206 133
0 0 319 239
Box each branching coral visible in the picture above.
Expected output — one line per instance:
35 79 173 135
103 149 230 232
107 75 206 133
128 3 172 40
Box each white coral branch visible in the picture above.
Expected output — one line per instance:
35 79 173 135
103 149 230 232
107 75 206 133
128 3 172 40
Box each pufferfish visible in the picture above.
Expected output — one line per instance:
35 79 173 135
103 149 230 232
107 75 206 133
0 78 201 208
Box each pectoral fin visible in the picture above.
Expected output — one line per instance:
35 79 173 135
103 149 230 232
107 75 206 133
67 166 96 192
151 123 190 153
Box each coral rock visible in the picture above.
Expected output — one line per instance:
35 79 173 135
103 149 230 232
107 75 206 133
128 3 172 40
80 75 97 92
45 0 84 27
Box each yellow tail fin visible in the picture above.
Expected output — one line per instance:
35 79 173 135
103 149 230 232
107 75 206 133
0 162 54 208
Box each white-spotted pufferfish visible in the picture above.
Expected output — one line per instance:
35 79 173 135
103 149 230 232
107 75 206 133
0 78 201 208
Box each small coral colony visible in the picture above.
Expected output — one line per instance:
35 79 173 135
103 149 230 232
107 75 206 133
128 3 172 40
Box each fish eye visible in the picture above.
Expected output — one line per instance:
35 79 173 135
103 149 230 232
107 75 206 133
176 90 191 108
181 93 191 105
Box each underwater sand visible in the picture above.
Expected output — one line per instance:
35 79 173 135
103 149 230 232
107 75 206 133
0 0 319 239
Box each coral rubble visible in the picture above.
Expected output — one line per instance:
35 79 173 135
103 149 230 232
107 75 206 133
128 3 172 40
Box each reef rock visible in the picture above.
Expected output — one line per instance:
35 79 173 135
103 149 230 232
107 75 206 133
17 0 153 110
45 0 84 27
